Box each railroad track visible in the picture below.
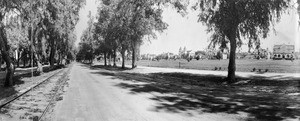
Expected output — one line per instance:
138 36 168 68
0 65 71 121
38 66 71 121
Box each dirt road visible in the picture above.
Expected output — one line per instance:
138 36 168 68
52 63 246 121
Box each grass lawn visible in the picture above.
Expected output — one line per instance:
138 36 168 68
118 59 300 73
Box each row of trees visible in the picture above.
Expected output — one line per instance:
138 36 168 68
76 0 186 68
0 0 85 87
77 0 294 83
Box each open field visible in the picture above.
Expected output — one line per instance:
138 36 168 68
117 59 300 73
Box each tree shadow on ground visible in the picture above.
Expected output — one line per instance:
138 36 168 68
92 70 300 121
90 65 132 71
0 86 18 103
0 65 65 102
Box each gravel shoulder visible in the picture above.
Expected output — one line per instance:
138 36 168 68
0 68 62 104
0 66 70 121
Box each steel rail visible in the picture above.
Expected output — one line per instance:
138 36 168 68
0 69 64 109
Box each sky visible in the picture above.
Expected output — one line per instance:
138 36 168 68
75 0 99 46
75 1 300 55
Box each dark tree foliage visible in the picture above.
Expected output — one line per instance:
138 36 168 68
76 42 94 63
195 0 291 83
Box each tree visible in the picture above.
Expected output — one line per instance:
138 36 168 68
115 0 169 68
117 27 130 69
44 0 84 67
195 0 291 83
0 0 24 87
6 16 30 68
0 0 84 87
105 19 119 67
93 0 187 69
56 0 84 65
77 12 98 64
76 42 94 63
20 0 54 74
94 1 119 67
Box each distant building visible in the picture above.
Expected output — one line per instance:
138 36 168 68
273 44 295 60
219 49 229 59
186 50 195 57
221 53 228 59
178 46 191 59
253 48 271 59
141 54 156 60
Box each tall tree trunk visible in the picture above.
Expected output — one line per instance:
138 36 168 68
23 57 26 67
57 52 61 66
2 54 14 87
132 47 136 68
17 58 20 67
0 25 14 87
30 25 43 74
0 53 2 67
33 55 37 67
49 40 56 67
227 32 237 83
113 49 117 67
121 49 125 69
104 52 107 66
16 50 20 67
29 53 32 67
32 47 43 74
108 53 111 66
131 41 137 69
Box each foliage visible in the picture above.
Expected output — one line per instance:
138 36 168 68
89 0 187 68
194 0 291 82
0 0 25 87
76 42 94 63
0 0 85 87
196 0 290 47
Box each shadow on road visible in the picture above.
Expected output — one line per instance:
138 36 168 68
91 66 300 121
78 63 132 72
90 65 132 71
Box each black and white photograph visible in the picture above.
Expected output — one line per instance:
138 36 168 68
0 0 300 121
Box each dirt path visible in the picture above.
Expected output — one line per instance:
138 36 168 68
52 63 247 121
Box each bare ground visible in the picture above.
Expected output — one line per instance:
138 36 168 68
0 66 69 121
0 67 63 104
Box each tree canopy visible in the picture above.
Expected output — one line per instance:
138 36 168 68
194 0 291 82
77 0 188 68
0 0 85 87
